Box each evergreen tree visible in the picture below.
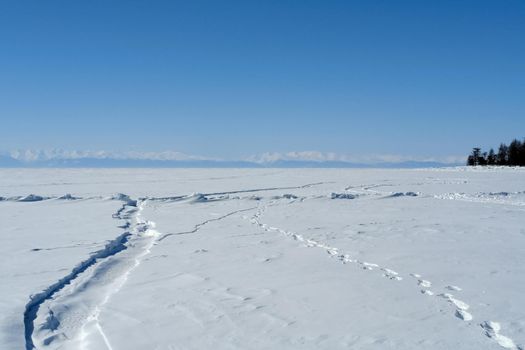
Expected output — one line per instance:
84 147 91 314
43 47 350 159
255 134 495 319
487 148 496 165
497 143 508 165
478 152 488 165
508 139 521 166
519 138 525 166
468 139 525 167
469 148 481 166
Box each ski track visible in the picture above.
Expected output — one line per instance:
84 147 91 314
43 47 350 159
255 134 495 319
245 198 522 350
16 181 523 350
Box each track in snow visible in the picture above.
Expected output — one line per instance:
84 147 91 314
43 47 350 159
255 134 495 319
245 197 522 350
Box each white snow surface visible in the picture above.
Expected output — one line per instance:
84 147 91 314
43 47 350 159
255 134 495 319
0 168 524 350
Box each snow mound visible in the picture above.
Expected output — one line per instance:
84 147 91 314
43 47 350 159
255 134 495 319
57 194 80 200
111 193 137 206
386 192 419 198
271 194 299 200
17 194 47 202
184 193 209 203
331 193 358 199
435 191 525 206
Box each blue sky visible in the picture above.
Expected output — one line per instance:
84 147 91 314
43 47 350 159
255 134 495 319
1 0 524 161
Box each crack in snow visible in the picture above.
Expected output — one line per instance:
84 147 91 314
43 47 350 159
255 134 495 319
158 207 257 241
23 196 160 349
23 231 131 349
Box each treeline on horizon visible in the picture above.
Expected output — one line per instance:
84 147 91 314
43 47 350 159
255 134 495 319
467 138 525 166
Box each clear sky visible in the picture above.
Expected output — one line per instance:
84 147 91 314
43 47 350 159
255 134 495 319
1 0 524 161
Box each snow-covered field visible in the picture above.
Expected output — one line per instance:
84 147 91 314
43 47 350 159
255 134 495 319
1 168 524 350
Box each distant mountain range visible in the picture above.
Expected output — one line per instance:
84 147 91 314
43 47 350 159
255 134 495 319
0 155 461 168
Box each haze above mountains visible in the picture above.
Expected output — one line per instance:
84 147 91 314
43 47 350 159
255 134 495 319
0 150 463 168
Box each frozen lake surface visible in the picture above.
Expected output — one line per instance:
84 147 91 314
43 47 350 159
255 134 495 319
1 168 524 349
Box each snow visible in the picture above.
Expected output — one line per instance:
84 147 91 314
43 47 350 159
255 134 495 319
0 167 524 349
